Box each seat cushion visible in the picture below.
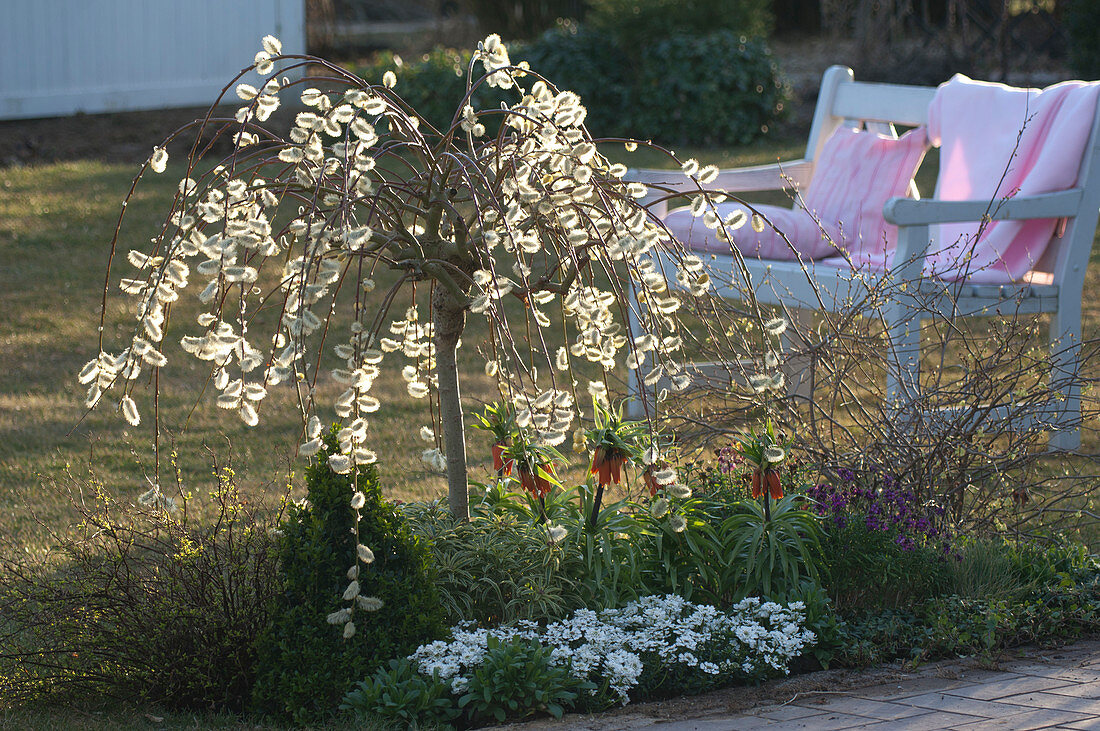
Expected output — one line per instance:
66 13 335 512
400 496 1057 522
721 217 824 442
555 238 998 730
665 126 928 262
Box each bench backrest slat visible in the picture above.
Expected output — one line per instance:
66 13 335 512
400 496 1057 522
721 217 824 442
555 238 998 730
805 65 1100 287
831 81 934 127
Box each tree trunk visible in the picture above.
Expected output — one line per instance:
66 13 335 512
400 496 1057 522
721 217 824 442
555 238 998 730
434 287 470 521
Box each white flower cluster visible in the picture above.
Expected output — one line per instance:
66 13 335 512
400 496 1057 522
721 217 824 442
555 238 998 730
408 594 814 704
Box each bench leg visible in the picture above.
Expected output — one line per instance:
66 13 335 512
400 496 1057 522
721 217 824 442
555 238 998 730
1048 300 1082 452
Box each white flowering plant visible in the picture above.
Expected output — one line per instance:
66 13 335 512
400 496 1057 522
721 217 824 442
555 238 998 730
406 594 815 708
79 32 765 522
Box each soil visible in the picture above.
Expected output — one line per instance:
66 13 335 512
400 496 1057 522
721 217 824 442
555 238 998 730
0 106 226 168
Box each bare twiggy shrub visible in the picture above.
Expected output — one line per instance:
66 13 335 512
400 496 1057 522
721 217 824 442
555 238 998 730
0 453 288 709
663 241 1100 543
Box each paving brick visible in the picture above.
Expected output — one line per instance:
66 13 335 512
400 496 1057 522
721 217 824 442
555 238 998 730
853 677 974 701
996 691 1100 714
943 675 1077 700
775 711 889 730
899 691 1034 718
753 703 828 721
1045 682 1100 700
948 707 1094 730
650 718 777 731
789 696 930 722
1010 664 1100 684
857 711 990 730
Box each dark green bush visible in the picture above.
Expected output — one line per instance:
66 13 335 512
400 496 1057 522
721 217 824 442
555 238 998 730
520 24 636 139
404 497 587 625
354 25 788 147
1004 538 1096 591
355 48 513 138
635 32 787 146
0 472 281 711
832 555 1100 668
250 433 445 723
1067 0 1100 80
341 637 594 728
587 0 773 47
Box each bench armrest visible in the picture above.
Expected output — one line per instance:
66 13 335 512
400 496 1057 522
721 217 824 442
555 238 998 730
628 159 814 195
883 190 1083 226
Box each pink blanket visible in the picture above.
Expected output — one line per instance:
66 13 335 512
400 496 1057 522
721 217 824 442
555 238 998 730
923 74 1100 283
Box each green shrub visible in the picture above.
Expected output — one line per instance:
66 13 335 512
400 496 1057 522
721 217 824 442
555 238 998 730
820 519 950 613
949 538 1037 601
458 636 593 723
587 0 773 47
341 658 460 729
250 433 445 723
355 26 788 148
832 566 1100 668
0 471 281 711
355 48 514 139
1067 0 1100 79
635 32 788 146
1004 538 1096 592
687 495 823 604
520 24 637 139
405 498 586 625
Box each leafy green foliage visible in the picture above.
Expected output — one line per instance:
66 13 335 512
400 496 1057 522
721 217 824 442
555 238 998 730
404 498 584 625
458 636 594 723
520 24 636 138
250 432 445 723
0 471 281 711
342 637 594 728
355 48 513 139
465 0 587 40
819 518 949 613
635 32 788 146
356 26 788 148
948 538 1037 601
832 543 1100 667
1067 0 1100 79
713 496 822 599
341 658 460 729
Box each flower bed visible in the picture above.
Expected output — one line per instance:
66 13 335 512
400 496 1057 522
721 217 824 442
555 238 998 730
412 595 814 703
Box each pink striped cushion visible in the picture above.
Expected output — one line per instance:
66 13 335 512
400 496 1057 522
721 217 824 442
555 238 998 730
665 126 928 262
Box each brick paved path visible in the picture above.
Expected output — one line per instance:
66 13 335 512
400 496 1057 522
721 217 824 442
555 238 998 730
516 641 1100 730
650 642 1100 730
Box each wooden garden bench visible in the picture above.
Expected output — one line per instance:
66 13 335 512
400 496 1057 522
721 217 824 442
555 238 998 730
627 65 1100 450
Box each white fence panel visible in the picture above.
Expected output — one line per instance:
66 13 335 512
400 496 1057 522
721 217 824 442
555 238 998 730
0 0 305 120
